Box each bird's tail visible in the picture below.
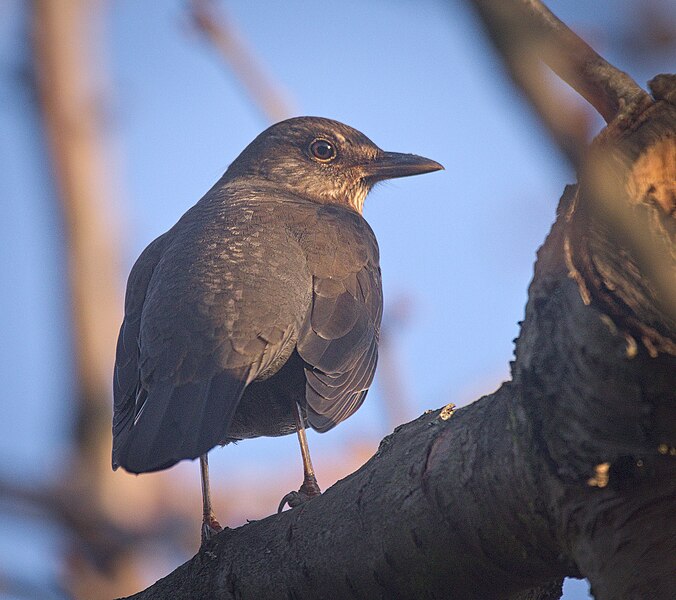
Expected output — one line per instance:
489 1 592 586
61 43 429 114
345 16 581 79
113 370 248 474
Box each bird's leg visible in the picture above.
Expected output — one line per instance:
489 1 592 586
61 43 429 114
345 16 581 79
277 403 322 513
200 453 222 544
295 408 322 497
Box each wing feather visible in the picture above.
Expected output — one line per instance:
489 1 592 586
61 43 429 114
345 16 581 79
113 234 169 448
112 197 311 473
298 258 382 433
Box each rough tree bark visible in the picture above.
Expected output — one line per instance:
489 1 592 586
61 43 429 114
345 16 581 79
121 7 676 600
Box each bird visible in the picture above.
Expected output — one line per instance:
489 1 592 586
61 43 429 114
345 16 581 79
112 116 442 542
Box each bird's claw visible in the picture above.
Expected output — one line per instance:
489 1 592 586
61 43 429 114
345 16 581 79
277 490 305 513
201 514 223 545
277 478 321 513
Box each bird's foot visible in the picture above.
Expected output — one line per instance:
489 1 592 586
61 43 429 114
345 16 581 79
277 476 321 513
201 513 223 545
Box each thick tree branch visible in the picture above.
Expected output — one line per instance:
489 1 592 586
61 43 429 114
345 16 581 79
126 385 567 600
121 72 676 600
568 76 676 353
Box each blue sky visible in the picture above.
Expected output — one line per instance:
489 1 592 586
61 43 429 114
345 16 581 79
1 1 672 597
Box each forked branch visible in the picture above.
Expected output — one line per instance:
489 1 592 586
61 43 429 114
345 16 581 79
469 0 652 166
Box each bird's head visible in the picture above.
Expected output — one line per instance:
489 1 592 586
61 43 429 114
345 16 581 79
225 116 443 214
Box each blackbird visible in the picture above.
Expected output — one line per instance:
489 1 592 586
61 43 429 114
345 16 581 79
112 116 442 541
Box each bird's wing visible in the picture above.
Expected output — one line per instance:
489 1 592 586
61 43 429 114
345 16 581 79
113 202 310 473
113 233 169 451
297 206 383 432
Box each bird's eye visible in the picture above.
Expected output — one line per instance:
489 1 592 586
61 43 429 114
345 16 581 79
309 139 337 162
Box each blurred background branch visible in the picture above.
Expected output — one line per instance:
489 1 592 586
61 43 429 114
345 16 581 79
468 0 651 167
29 1 159 597
188 0 295 123
32 0 122 474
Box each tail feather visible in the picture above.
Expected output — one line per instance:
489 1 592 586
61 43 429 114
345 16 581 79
113 370 248 474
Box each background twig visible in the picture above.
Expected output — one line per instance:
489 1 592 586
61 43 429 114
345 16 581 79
469 0 652 167
189 0 295 123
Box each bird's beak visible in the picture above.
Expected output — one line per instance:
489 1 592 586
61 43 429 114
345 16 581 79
363 151 444 181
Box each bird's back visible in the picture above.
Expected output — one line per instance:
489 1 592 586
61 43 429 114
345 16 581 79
139 187 313 386
113 182 382 472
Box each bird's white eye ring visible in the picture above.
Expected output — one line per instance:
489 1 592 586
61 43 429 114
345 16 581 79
309 139 337 162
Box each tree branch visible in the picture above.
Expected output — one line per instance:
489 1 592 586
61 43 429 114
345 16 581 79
519 0 649 123
188 0 295 123
468 0 653 167
468 0 675 348
32 0 123 467
121 72 676 600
